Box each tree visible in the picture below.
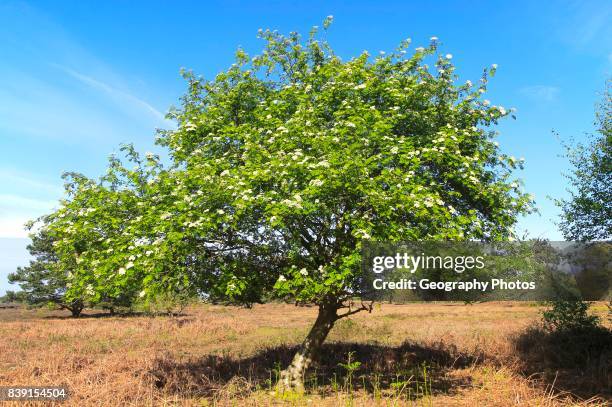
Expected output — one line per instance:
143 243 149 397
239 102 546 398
550 84 611 328
48 19 533 390
8 220 85 317
47 150 172 313
0 290 26 303
556 82 611 241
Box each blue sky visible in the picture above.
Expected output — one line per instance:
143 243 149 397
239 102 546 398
0 0 610 294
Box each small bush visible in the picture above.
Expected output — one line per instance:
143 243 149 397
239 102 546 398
542 300 599 331
140 291 195 316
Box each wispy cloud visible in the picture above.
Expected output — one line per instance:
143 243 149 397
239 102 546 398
0 169 63 196
0 237 31 295
0 194 58 211
519 85 560 102
563 1 611 48
0 194 58 238
54 64 167 123
0 217 37 238
0 2 172 147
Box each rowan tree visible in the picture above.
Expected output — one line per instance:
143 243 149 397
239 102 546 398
48 19 533 389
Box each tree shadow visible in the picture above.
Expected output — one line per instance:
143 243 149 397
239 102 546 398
147 341 480 400
513 324 612 401
42 310 190 320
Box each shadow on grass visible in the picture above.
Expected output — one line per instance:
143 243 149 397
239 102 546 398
42 311 190 320
147 341 480 400
513 324 612 401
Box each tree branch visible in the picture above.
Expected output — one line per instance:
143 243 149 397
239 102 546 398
336 300 374 319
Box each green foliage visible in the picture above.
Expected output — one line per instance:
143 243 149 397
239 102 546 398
542 300 599 332
0 290 26 303
139 289 195 316
46 148 185 310
556 82 611 241
8 220 85 316
338 351 361 395
551 83 610 335
44 20 532 311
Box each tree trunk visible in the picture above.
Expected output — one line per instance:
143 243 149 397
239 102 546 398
279 303 338 392
67 299 84 318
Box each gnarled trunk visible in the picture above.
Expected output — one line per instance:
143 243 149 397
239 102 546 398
66 299 84 318
279 303 338 392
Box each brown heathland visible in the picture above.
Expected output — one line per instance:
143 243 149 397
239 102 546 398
0 302 609 406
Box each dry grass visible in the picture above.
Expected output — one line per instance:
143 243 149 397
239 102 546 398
0 302 609 406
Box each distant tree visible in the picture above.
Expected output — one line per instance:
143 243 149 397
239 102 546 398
8 220 85 317
549 83 611 329
556 82 611 241
0 290 26 303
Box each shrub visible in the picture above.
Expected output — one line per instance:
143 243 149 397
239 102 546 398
542 300 600 332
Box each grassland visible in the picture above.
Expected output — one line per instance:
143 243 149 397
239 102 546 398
0 302 609 406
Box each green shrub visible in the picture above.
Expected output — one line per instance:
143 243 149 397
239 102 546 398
542 300 599 331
